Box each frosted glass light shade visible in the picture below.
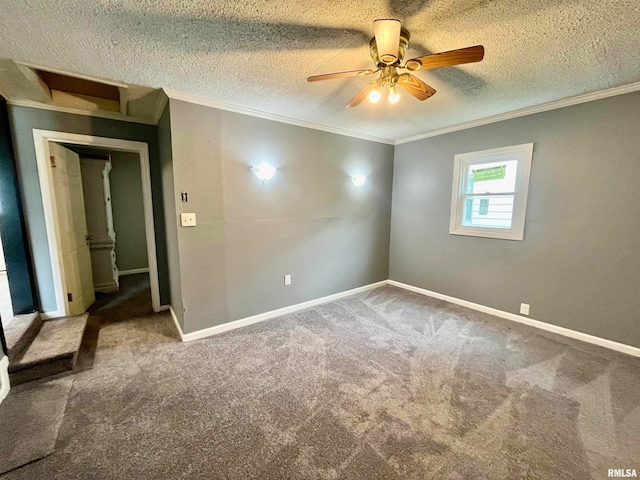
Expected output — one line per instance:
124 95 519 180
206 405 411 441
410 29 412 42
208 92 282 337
351 174 366 187
252 162 276 181
373 19 402 64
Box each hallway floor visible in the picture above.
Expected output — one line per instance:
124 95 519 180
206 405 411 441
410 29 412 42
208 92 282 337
77 273 162 371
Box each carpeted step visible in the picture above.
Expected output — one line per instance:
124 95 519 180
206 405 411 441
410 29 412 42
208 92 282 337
4 312 43 362
8 314 88 386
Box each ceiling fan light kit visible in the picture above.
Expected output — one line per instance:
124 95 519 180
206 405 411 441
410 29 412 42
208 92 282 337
388 86 400 104
307 19 484 109
373 19 402 64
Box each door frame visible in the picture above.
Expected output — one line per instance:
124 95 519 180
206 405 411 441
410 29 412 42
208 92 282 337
33 130 161 316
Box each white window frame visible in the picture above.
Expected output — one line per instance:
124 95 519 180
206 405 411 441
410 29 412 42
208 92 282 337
449 143 533 241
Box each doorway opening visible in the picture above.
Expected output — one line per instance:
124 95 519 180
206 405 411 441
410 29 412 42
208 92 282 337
32 130 161 318
61 144 153 315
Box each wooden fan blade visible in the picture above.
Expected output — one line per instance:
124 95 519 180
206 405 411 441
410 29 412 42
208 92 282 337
345 82 377 108
307 70 374 82
405 45 484 71
397 74 436 101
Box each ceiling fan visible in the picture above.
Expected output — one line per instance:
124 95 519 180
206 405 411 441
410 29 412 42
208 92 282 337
307 19 484 108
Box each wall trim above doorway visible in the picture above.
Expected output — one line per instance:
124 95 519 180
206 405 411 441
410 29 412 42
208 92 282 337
32 130 161 317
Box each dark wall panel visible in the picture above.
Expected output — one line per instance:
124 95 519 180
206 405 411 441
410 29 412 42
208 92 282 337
0 97 37 314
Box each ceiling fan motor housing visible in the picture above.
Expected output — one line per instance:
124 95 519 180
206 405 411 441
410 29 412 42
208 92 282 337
369 28 410 66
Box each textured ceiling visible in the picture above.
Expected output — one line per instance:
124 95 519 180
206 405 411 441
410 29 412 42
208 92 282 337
0 0 638 141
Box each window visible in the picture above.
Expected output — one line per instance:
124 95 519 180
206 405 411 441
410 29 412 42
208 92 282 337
449 143 533 241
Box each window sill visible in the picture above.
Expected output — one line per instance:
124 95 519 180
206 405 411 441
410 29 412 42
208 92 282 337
449 228 524 241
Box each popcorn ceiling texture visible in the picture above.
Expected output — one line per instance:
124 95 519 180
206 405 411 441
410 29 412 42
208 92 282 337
0 0 638 140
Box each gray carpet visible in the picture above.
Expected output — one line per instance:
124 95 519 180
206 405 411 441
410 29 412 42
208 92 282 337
0 378 73 474
2 280 639 479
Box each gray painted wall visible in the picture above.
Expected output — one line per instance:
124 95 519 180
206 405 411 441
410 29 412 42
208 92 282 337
157 103 183 329
109 151 148 272
169 99 394 334
390 91 640 347
8 106 170 311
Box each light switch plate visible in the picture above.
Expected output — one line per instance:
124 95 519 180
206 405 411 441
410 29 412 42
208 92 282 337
180 213 196 227
284 274 291 286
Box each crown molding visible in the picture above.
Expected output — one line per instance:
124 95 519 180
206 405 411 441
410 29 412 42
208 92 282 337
395 81 640 145
163 88 395 145
6 98 157 125
7 78 638 143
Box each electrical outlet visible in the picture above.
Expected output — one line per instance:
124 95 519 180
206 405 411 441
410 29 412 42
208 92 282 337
520 303 530 315
284 274 291 286
180 213 196 227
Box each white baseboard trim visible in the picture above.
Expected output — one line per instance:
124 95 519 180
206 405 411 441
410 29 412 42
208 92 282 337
173 281 388 343
388 280 640 358
118 268 150 276
169 306 184 342
95 283 119 294
165 278 640 357
158 305 170 312
0 355 10 404
41 310 64 320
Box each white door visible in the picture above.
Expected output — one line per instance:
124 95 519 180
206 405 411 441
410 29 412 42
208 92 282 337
50 143 95 315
